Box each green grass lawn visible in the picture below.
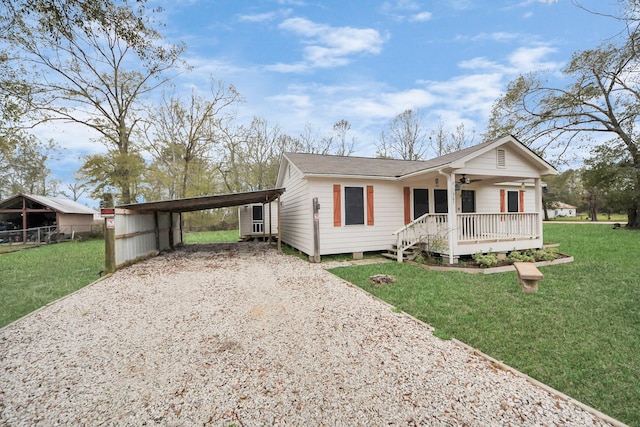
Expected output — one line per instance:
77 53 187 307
329 224 640 427
183 229 239 243
0 240 104 328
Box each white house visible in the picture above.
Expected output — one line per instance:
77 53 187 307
547 202 577 219
238 202 279 240
275 135 558 264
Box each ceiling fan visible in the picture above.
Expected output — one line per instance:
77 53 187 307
458 174 482 184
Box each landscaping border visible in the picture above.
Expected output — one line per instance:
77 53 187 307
408 254 575 274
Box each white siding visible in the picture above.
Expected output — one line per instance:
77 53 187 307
309 178 405 255
459 146 541 178
473 184 537 214
279 164 313 255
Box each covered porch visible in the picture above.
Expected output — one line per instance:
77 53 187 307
394 170 545 264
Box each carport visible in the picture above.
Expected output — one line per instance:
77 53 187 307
104 188 285 273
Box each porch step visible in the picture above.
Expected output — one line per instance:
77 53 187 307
383 245 421 261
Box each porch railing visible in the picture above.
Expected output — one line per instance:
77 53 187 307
393 212 540 262
393 213 449 261
457 213 539 243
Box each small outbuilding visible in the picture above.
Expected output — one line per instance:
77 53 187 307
238 202 279 240
547 202 577 219
0 193 98 243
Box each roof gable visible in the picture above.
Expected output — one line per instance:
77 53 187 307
282 135 557 180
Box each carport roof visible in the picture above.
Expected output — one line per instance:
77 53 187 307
116 188 285 213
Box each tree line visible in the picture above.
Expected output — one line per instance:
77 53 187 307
1 0 639 228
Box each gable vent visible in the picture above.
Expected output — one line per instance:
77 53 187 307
497 149 506 168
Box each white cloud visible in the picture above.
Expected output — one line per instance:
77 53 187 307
409 12 433 22
508 45 560 73
276 17 386 70
238 12 279 23
458 57 505 72
380 1 432 23
458 31 519 43
266 94 312 110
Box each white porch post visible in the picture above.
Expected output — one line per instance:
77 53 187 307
535 178 543 240
447 173 456 264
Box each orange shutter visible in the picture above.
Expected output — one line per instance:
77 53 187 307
519 190 525 212
500 189 506 213
366 185 374 226
333 184 341 227
403 187 411 224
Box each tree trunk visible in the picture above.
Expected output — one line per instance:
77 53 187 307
628 195 640 228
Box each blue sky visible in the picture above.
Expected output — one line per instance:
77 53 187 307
39 0 624 205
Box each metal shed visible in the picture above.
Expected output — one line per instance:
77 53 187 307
0 193 98 243
105 188 285 272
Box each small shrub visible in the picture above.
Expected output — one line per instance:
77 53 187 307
506 250 535 263
532 247 558 262
472 252 499 268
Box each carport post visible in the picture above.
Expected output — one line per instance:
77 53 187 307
104 217 116 274
312 197 320 263
277 195 282 253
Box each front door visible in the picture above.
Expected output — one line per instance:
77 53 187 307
461 190 476 213
252 205 263 233
434 189 448 213
461 190 476 238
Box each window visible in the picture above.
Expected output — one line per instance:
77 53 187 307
344 186 364 225
434 189 448 213
507 191 519 212
461 190 475 213
252 205 263 221
413 189 429 218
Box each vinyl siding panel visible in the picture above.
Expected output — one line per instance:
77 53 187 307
474 185 537 213
308 178 405 255
279 164 313 255
459 146 541 178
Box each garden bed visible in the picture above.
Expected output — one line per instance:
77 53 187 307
410 252 574 274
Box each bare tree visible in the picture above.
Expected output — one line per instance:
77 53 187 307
2 0 185 203
144 80 242 199
376 109 429 160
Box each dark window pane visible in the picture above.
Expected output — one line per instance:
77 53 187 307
252 205 263 220
461 190 475 213
434 189 448 213
507 191 519 212
413 188 429 218
345 187 364 225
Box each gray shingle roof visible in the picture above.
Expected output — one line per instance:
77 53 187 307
284 139 498 178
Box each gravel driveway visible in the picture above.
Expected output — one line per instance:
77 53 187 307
0 242 616 426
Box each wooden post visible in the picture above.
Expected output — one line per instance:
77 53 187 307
154 211 160 251
268 201 273 243
21 197 27 244
104 217 116 274
277 195 282 253
312 197 320 263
